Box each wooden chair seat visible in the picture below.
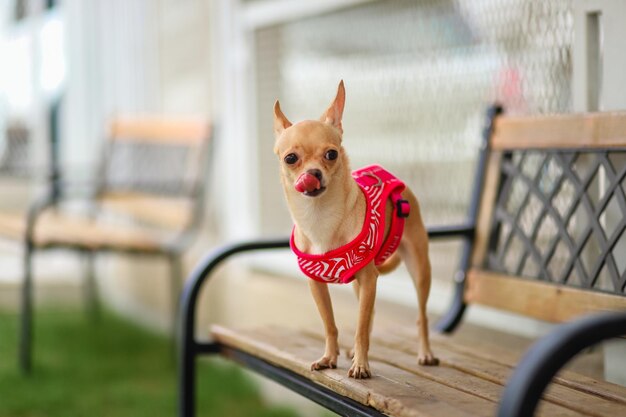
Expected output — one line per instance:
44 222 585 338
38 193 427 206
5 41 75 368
98 191 193 230
211 325 626 417
0 209 170 252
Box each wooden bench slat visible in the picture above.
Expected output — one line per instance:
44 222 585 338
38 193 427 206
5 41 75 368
210 322 625 417
382 326 625 417
212 325 500 417
465 269 626 323
427 330 626 406
0 211 167 251
491 112 626 150
99 191 192 229
315 329 589 417
212 326 371 403
109 116 210 146
321 328 503 403
218 326 499 417
212 325 626 417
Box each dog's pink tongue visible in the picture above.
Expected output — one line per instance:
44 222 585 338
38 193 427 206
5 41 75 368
295 173 321 193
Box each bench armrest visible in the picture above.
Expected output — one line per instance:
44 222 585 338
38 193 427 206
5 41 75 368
178 238 290 416
180 238 290 342
427 223 474 239
498 311 626 417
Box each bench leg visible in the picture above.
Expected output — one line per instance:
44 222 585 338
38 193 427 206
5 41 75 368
434 236 471 333
179 346 196 417
19 243 34 373
83 251 100 322
170 255 182 338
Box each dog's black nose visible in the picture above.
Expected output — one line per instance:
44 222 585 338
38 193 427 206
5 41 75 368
308 169 323 181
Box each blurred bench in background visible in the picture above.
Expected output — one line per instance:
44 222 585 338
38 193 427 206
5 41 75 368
0 114 212 373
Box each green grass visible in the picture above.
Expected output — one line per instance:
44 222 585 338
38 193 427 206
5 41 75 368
0 308 301 417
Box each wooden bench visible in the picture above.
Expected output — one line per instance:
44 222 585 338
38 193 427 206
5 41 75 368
0 116 212 373
178 107 626 417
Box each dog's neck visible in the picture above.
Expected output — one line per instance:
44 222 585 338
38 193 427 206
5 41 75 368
286 170 366 254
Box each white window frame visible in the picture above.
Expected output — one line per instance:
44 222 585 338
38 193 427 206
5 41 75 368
573 0 626 386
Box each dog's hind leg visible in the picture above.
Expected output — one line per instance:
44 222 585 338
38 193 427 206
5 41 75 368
399 191 439 366
308 279 340 371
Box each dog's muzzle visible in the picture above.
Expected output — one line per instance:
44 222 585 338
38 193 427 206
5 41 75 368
295 170 324 196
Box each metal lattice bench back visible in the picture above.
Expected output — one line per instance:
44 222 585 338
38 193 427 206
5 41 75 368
467 112 626 322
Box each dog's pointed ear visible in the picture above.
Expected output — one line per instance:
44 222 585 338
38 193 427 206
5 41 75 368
274 100 292 136
320 80 345 133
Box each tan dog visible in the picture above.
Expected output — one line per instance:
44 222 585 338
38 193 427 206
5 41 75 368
273 81 438 379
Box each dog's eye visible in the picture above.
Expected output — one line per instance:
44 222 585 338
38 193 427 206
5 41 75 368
284 153 298 165
325 150 338 161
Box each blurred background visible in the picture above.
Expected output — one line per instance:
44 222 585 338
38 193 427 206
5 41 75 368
0 0 624 416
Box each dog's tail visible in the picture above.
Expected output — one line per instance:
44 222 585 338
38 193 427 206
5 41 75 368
377 252 401 274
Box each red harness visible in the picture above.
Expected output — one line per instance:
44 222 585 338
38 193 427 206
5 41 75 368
290 165 410 284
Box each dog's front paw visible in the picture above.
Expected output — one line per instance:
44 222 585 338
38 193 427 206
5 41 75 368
348 360 371 379
310 355 338 371
417 351 439 366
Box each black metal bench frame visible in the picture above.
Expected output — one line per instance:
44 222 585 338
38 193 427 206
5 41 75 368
178 106 626 417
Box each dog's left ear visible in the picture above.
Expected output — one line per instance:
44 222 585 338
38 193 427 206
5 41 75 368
321 80 345 134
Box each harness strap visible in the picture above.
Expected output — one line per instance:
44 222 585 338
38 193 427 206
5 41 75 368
375 190 410 265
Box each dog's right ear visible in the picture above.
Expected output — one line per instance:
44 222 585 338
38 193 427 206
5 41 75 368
274 100 292 136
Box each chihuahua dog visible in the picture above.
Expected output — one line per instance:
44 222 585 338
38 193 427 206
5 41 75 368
273 81 438 379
